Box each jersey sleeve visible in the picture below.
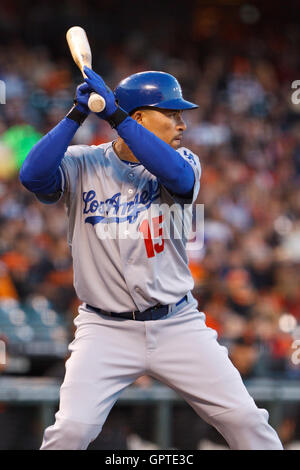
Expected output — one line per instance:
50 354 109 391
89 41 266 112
59 144 94 207
60 145 82 193
161 147 201 205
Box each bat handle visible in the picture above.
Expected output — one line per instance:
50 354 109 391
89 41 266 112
88 92 106 113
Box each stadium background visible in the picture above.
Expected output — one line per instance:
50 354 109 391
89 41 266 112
0 0 300 450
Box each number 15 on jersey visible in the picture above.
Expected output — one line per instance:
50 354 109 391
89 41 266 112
139 214 164 258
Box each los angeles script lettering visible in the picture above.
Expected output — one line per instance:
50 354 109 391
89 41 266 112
82 180 160 224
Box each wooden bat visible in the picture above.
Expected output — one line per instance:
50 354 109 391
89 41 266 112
66 26 106 113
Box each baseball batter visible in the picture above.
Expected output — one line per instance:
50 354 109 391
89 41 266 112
20 68 283 450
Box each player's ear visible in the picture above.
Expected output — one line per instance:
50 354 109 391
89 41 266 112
131 110 144 124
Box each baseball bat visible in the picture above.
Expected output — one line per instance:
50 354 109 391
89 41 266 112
66 26 106 113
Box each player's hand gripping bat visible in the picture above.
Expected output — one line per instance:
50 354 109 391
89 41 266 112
66 26 106 113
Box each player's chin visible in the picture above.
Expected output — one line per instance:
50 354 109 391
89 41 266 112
171 138 182 149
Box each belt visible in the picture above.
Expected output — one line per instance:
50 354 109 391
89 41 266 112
86 294 188 321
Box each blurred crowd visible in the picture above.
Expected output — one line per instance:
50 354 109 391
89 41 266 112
0 0 300 449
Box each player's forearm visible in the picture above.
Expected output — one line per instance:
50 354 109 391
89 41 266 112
20 117 79 193
116 117 195 195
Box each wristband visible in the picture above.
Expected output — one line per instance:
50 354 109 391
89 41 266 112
66 105 88 126
107 107 128 129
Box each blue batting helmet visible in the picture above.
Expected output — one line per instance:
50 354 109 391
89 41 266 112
114 71 198 114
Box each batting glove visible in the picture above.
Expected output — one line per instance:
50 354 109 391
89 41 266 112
74 82 93 115
83 66 118 120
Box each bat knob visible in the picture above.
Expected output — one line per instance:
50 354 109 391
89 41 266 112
88 92 106 113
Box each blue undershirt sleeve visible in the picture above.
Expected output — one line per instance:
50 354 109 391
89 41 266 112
116 117 195 196
19 117 79 197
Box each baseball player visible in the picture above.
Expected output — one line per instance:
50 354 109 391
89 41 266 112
20 68 283 450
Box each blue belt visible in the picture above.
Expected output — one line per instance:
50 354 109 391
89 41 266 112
86 294 188 321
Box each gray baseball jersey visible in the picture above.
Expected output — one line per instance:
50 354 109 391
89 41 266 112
58 141 201 312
